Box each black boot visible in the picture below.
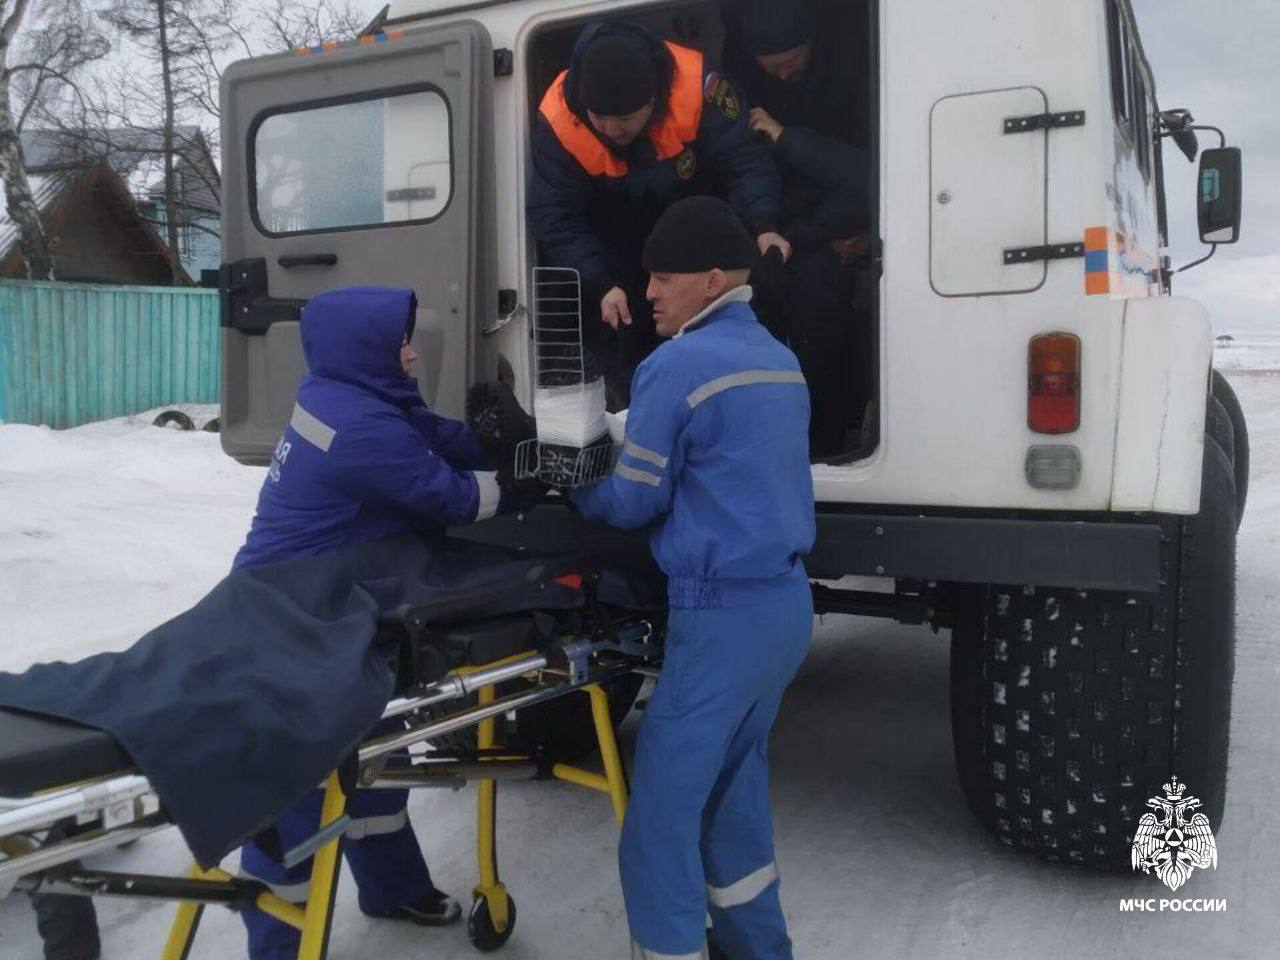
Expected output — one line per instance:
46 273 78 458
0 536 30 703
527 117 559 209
361 888 462 926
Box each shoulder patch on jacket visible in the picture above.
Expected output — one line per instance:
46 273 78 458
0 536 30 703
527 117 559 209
703 72 741 120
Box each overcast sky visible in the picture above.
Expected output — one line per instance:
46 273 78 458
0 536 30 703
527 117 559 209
1131 0 1279 335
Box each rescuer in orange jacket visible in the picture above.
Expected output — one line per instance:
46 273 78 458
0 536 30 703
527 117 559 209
527 20 787 406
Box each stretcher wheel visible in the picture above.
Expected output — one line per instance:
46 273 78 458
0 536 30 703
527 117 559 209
467 892 516 952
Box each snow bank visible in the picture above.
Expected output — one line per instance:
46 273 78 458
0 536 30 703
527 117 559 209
0 410 264 672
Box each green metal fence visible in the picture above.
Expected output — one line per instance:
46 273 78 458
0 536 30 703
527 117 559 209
0 280 221 428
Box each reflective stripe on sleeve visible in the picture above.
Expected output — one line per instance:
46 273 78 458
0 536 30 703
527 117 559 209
685 370 807 410
473 471 501 521
615 462 662 487
706 860 780 909
290 403 337 452
623 438 669 469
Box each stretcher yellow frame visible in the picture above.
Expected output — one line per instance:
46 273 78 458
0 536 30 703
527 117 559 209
159 672 629 960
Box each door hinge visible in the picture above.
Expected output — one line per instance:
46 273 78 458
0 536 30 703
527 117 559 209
494 48 513 77
220 258 304 335
1003 110 1086 134
1003 242 1085 265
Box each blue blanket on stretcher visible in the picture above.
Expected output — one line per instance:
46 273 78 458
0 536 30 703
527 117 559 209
0 534 633 866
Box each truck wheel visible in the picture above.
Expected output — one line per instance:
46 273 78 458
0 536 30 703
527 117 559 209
1212 370 1249 525
1206 395 1234 465
949 437 1237 870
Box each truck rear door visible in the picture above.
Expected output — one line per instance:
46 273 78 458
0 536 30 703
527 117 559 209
219 23 493 464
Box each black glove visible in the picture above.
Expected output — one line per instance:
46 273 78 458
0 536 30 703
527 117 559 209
497 472 550 514
466 380 537 468
749 246 790 344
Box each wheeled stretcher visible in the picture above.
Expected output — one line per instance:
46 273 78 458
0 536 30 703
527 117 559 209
0 565 662 958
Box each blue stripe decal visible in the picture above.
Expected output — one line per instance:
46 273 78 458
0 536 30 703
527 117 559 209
1084 250 1110 273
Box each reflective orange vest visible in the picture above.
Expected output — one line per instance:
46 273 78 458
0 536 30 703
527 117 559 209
538 42 705 179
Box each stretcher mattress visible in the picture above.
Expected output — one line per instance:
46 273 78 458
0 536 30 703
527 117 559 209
0 709 133 797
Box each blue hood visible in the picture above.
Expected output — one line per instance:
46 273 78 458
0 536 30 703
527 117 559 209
300 286 421 406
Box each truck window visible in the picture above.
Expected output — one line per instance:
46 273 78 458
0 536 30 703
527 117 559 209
251 86 452 236
1129 55 1153 183
1105 0 1133 129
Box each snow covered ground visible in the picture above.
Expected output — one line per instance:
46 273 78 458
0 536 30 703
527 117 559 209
1211 335 1280 373
2 359 1279 959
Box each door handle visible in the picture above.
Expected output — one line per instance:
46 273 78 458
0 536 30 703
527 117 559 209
278 253 338 268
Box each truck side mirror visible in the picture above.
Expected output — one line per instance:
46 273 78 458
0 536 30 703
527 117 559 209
1198 147 1242 245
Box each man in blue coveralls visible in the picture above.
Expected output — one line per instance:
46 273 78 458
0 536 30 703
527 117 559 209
571 197 816 960
231 286 542 960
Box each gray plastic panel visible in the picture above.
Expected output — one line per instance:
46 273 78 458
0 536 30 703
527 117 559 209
219 22 493 464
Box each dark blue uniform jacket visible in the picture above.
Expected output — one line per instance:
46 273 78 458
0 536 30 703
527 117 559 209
527 21 781 292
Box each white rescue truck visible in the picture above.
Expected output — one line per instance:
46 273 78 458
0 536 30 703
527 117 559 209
218 0 1248 872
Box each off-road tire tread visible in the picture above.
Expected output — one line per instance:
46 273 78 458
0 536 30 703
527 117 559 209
950 437 1236 870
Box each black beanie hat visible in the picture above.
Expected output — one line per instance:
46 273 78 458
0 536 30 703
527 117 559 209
740 0 815 56
643 197 759 274
578 33 659 116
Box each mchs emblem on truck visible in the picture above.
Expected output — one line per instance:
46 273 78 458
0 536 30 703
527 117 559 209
1131 777 1219 892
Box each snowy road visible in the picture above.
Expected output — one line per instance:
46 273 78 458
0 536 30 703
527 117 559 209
1 366 1278 960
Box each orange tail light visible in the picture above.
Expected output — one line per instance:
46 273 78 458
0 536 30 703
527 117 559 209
1028 333 1081 434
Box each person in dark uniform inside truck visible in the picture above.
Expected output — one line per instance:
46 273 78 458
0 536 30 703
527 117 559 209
527 19 788 408
724 0 876 459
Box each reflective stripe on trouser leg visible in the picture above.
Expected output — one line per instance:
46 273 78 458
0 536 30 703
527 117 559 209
620 608 740 956
344 808 409 839
620 593 810 960
701 589 812 960
700 694 791 960
240 784 432 956
631 940 709 959
707 861 779 909
240 792 323 960
343 786 433 914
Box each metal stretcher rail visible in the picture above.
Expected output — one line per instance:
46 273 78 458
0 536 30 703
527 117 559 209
361 667 602 765
0 775 152 836
379 652 549 720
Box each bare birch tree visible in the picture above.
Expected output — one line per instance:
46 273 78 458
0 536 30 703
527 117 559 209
95 0 237 281
0 0 108 279
4 0 368 282
257 0 366 53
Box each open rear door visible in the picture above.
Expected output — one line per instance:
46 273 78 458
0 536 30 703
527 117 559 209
219 23 493 464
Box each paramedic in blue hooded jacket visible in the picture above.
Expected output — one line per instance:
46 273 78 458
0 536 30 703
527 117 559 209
527 19 787 408
571 197 815 960
231 286 541 960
